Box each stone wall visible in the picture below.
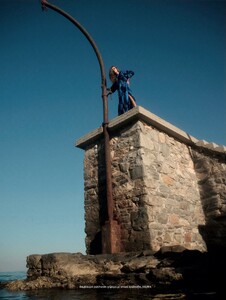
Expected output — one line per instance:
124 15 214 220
84 142 105 254
77 106 226 254
133 121 206 252
191 148 226 250
83 121 206 253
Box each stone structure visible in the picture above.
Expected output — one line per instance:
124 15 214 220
76 106 226 255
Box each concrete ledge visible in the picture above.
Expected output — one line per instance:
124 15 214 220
76 106 198 149
108 106 198 145
76 126 103 149
76 106 225 153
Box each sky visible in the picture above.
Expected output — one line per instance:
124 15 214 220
0 0 225 272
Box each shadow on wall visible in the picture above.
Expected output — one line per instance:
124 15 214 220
90 231 102 254
191 148 226 252
88 142 107 255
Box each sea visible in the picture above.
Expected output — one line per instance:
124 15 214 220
0 272 218 300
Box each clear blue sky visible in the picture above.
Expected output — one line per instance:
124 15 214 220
0 0 225 272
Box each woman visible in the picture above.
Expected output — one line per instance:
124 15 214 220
108 66 137 116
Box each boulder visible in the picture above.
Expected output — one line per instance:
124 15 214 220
1 247 225 295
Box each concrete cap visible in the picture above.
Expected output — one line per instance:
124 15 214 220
76 106 225 154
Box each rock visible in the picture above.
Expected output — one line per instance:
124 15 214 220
2 247 226 295
121 256 159 273
155 245 187 256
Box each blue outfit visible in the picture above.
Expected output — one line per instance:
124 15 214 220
110 70 136 116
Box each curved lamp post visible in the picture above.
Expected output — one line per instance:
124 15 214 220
41 1 120 253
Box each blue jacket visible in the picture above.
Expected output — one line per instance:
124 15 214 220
110 70 135 115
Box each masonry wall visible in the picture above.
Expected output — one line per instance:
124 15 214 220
191 149 226 250
134 121 206 251
84 120 219 254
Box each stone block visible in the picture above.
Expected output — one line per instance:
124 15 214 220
129 165 144 180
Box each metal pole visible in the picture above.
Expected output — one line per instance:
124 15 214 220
41 1 119 253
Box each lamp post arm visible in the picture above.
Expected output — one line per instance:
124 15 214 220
41 0 109 124
40 1 114 228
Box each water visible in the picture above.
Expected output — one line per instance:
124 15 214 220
0 272 26 283
0 272 218 299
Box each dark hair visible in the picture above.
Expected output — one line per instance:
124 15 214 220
109 66 120 83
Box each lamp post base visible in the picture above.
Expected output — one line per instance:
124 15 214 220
102 220 121 254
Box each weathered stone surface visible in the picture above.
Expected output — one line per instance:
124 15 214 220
81 108 226 255
191 150 226 249
2 247 226 296
83 120 209 253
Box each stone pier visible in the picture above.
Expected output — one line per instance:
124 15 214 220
76 106 226 255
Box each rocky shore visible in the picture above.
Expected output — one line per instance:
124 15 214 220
1 245 225 297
